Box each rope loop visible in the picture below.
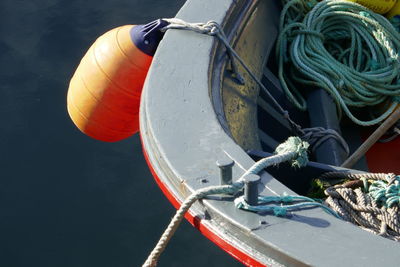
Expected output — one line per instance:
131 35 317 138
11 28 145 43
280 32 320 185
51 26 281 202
202 20 221 36
161 18 223 37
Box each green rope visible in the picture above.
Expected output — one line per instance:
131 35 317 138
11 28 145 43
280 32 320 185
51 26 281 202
270 136 309 168
233 137 339 218
368 175 400 208
277 0 400 126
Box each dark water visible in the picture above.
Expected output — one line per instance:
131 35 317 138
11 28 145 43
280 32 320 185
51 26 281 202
0 1 243 266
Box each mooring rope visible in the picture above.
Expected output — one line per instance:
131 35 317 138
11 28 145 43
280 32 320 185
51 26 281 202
320 172 400 241
161 18 306 136
234 194 339 217
162 18 245 84
142 137 309 267
277 0 400 126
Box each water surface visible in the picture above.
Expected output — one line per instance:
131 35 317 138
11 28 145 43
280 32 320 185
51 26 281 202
0 1 243 266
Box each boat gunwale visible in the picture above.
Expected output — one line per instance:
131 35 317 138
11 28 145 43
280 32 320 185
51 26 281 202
139 0 400 266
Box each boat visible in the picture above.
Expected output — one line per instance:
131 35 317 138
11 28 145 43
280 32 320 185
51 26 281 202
139 0 400 266
67 0 400 266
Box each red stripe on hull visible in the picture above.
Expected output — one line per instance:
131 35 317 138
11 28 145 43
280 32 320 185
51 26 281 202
364 133 400 174
140 134 266 267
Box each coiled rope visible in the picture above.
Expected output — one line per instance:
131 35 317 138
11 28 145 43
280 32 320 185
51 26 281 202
320 172 400 241
143 137 309 267
277 0 400 126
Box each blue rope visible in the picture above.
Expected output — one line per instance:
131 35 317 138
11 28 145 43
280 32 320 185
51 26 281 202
233 137 339 219
234 194 340 218
368 175 400 208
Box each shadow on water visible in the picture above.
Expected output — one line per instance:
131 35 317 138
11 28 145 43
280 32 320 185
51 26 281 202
0 1 243 266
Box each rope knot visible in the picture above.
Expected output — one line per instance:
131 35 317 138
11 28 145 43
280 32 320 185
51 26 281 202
275 137 309 168
272 206 287 217
202 21 220 35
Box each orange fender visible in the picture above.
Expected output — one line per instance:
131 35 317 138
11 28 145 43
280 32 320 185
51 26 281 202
67 25 153 142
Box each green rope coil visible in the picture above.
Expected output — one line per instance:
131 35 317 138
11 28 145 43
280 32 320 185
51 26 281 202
368 175 400 207
277 0 400 126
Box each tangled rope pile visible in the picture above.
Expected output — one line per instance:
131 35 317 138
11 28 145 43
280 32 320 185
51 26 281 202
278 0 400 126
321 172 400 241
